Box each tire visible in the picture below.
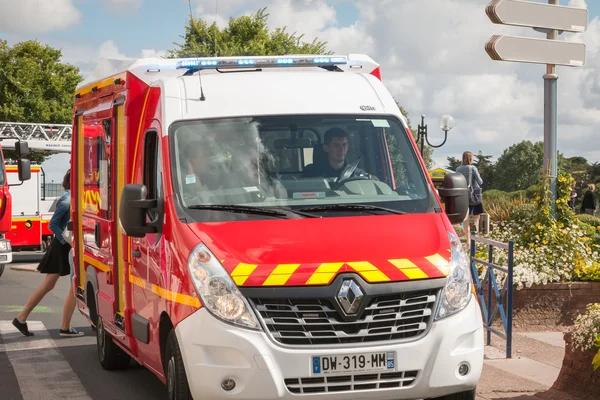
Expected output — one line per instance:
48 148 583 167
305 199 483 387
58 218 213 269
96 316 131 370
431 388 476 400
165 330 192 400
0 264 4 278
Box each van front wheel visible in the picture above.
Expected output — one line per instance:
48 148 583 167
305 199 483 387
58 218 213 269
165 330 192 400
430 388 476 400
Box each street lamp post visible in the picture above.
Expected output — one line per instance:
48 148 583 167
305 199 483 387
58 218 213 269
416 114 456 156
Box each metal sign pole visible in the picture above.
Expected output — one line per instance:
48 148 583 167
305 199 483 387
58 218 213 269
544 0 559 217
485 0 589 218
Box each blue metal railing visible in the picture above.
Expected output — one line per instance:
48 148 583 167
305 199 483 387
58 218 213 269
470 234 514 358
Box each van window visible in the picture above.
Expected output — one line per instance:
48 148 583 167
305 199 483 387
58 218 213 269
170 115 431 221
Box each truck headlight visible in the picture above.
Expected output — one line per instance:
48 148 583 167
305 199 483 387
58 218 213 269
0 240 11 252
435 232 472 320
187 244 260 330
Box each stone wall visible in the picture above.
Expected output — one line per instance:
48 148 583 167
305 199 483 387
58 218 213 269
538 333 600 400
478 282 600 332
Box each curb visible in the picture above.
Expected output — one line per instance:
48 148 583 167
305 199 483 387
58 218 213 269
9 264 39 272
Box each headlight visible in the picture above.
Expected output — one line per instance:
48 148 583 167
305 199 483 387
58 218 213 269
0 240 11 252
435 232 472 320
188 244 260 330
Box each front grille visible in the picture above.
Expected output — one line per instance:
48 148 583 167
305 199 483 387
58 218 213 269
285 370 419 394
249 289 438 346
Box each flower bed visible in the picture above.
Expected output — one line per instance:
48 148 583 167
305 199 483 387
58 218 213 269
475 172 600 290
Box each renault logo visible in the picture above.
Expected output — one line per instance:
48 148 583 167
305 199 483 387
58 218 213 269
337 279 364 315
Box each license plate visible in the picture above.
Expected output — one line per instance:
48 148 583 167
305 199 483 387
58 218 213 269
311 351 395 375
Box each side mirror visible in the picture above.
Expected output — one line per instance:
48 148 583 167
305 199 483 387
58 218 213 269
17 159 31 181
15 141 30 157
119 184 158 237
438 172 468 225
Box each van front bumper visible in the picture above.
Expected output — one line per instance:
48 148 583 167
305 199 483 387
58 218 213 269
175 295 483 400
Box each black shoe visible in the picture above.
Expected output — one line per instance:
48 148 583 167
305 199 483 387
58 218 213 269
12 318 34 336
59 327 84 337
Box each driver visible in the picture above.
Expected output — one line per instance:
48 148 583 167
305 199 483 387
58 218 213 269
303 127 368 179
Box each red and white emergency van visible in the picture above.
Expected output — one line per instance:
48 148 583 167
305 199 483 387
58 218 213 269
70 54 479 400
5 165 56 252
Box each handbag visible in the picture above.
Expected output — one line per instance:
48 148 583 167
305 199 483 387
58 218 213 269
467 166 483 206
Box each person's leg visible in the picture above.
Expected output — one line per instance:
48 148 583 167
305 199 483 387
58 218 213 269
59 282 83 336
472 214 481 233
13 273 60 336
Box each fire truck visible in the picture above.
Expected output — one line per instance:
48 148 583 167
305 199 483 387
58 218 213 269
0 121 71 277
5 164 61 252
70 55 478 400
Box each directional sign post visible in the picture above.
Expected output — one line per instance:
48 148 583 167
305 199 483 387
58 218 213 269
485 0 588 216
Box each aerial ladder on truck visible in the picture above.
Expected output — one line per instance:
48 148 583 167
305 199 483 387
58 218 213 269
0 121 71 277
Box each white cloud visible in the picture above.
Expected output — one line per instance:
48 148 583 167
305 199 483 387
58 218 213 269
179 0 600 164
53 0 600 168
0 0 81 34
104 0 144 12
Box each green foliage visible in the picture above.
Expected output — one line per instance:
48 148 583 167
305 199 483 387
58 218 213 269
0 39 82 163
474 151 495 190
494 141 549 192
577 213 600 228
571 303 600 372
168 8 331 58
446 156 461 170
0 39 82 124
480 170 600 288
481 190 530 223
508 203 537 223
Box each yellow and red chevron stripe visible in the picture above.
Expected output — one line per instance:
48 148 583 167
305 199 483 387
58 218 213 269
225 252 451 287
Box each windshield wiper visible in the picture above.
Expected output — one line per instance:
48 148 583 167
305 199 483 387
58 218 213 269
187 204 318 219
297 204 407 215
188 204 290 218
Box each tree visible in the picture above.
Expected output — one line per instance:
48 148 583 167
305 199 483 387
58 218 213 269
168 8 331 58
396 103 434 169
494 140 549 192
474 151 495 191
0 39 82 163
446 156 461 170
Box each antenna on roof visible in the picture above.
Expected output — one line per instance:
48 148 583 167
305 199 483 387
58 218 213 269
187 0 206 101
214 0 219 57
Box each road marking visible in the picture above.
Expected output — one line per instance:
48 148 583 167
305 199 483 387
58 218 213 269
0 320 92 400
0 305 63 313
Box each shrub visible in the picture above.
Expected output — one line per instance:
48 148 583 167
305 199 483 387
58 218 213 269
577 213 600 228
508 204 536 223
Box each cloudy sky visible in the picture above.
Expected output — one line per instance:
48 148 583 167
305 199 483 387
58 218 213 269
1 0 599 182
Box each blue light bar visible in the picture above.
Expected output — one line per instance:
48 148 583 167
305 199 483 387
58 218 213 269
175 55 348 70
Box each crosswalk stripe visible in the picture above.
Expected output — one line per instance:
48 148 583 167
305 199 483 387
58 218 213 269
0 320 92 400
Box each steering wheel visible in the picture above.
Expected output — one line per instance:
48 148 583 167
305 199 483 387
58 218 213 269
335 158 361 183
332 157 370 190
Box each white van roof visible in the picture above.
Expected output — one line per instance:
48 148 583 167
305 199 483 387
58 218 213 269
77 55 407 130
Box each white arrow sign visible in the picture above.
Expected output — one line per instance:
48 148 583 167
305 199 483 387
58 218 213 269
486 0 588 32
485 35 586 67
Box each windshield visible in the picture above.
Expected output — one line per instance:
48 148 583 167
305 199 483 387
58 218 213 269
170 115 432 221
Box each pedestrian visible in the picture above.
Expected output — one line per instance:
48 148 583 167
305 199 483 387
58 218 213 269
580 183 597 216
456 151 484 243
568 181 577 212
12 170 84 337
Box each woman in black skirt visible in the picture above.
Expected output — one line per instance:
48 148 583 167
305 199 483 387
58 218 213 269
12 170 84 337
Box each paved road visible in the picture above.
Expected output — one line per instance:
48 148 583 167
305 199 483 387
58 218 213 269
1 256 563 400
0 263 167 400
